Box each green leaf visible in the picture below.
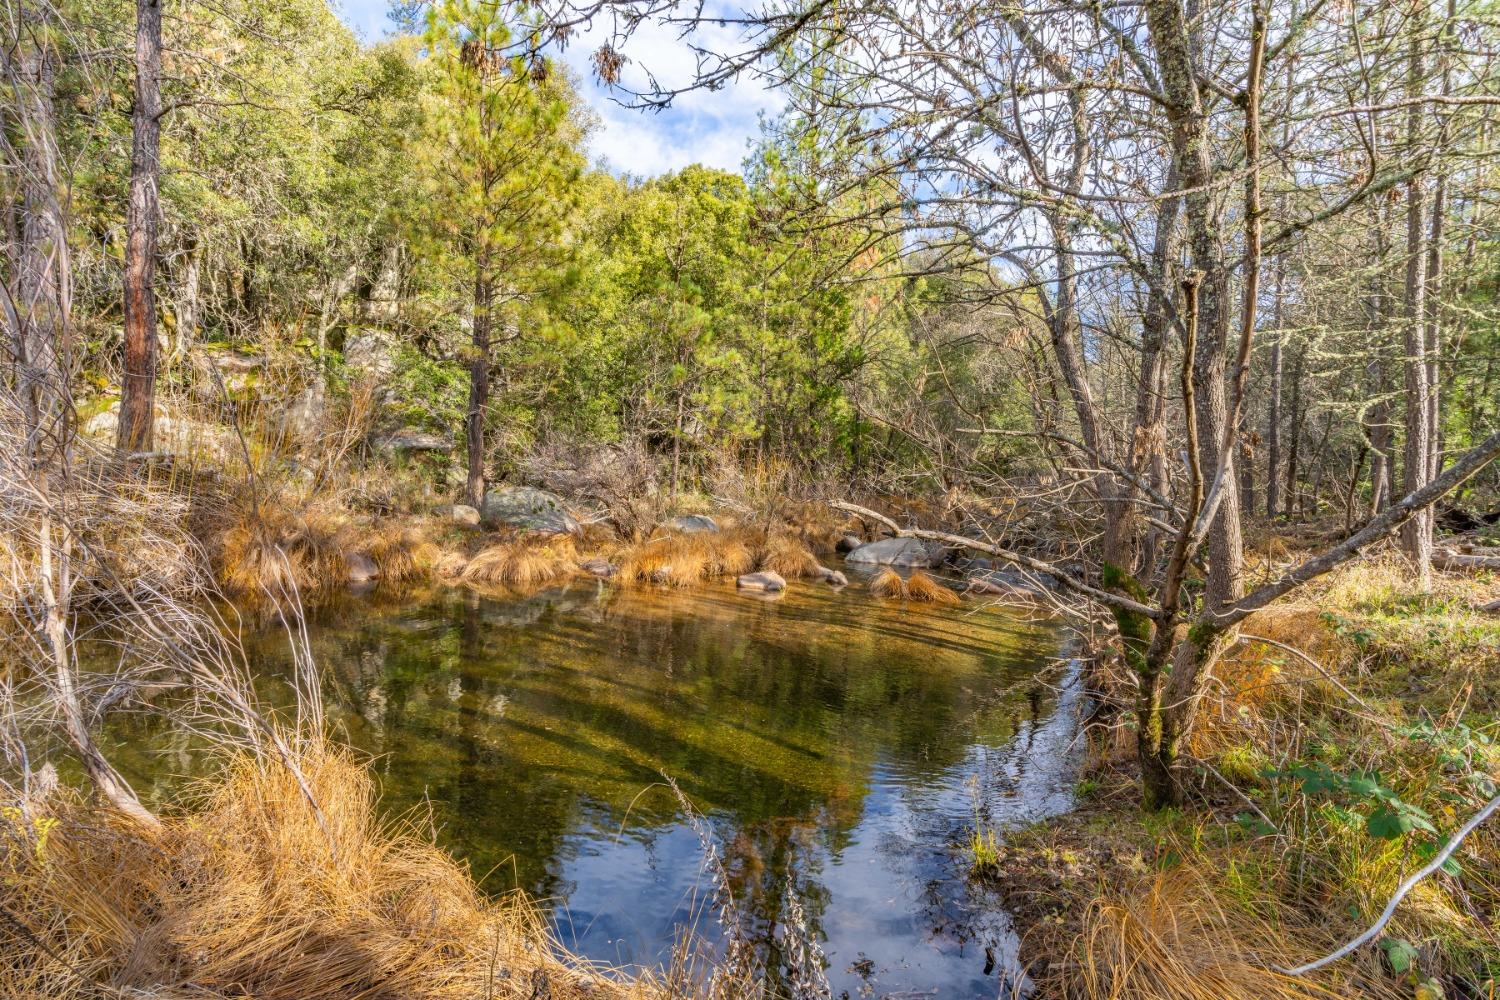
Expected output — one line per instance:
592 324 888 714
1379 937 1418 974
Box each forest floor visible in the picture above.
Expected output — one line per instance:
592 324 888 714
978 535 1500 1000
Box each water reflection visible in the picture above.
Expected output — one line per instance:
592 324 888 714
114 573 1080 999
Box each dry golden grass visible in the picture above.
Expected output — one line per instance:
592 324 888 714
360 521 441 585
1070 868 1379 1000
460 535 578 589
756 533 821 579
870 567 908 599
0 745 665 1000
617 533 713 586
904 570 961 605
868 568 960 605
208 494 351 595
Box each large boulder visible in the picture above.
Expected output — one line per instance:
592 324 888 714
844 537 942 568
662 513 719 534
479 486 581 536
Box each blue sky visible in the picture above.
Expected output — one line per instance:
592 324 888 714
330 0 781 178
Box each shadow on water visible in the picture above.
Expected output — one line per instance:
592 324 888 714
109 566 1083 999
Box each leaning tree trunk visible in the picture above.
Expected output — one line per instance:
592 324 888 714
116 0 163 454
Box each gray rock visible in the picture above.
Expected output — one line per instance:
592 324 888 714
579 558 618 578
436 503 481 527
662 513 719 534
480 486 581 536
283 383 326 441
380 428 453 453
344 330 396 380
835 534 863 553
737 571 786 592
817 566 848 587
346 552 380 583
844 537 941 568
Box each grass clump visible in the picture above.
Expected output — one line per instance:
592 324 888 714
870 567 960 605
461 534 578 589
0 744 653 1000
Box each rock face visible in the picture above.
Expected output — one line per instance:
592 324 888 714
737 571 786 592
844 537 941 568
479 486 581 536
662 513 719 534
379 429 453 453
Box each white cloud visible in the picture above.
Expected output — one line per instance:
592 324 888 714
330 0 783 178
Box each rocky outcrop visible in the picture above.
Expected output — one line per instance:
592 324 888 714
379 429 453 453
844 537 942 568
479 486 581 536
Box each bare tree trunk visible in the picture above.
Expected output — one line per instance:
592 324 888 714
116 0 163 454
1145 0 1244 610
38 517 159 829
465 246 491 508
10 14 69 435
1400 18 1433 588
1284 348 1303 517
170 242 201 362
1265 260 1284 519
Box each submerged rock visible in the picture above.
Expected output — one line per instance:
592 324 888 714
816 565 848 586
967 567 1058 598
737 571 786 592
479 487 581 536
579 558 617 578
346 552 380 583
844 537 941 567
662 513 719 534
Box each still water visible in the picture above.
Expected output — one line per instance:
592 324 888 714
118 572 1081 999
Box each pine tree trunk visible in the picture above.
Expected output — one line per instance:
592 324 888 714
466 247 492 508
116 0 163 454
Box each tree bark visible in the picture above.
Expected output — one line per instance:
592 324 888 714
116 0 163 454
10 14 69 438
1144 0 1244 610
466 245 492 508
1400 16 1433 588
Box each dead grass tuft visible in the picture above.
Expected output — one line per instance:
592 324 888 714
1072 868 1371 1000
461 535 578 589
0 745 655 999
757 533 822 579
870 567 908 599
904 570 961 605
207 493 350 595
